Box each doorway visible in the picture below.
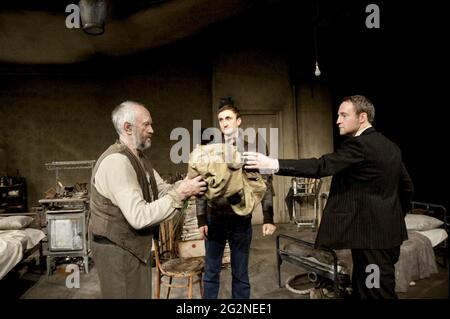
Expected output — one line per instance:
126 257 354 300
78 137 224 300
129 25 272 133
240 111 283 224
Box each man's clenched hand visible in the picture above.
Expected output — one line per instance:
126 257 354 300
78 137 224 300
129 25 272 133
177 175 207 200
198 225 208 240
262 223 276 236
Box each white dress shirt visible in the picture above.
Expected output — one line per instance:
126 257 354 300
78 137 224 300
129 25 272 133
355 124 372 137
93 153 183 230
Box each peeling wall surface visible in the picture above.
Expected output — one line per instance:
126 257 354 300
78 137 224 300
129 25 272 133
0 51 213 207
1 51 333 216
0 1 339 215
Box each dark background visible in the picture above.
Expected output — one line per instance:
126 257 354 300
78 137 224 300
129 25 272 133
203 0 447 209
320 1 447 210
253 0 446 210
1 0 446 210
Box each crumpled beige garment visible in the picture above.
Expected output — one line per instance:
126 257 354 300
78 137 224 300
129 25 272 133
187 143 266 216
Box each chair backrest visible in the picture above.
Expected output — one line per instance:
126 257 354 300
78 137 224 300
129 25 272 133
292 177 322 196
153 219 177 268
153 203 189 270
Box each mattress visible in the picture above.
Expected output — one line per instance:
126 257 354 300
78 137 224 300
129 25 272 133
0 228 46 280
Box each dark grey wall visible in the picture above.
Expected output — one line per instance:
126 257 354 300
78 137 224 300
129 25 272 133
0 104 5 176
0 55 212 208
0 2 335 218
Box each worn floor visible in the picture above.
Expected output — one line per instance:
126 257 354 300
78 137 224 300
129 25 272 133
1 223 448 299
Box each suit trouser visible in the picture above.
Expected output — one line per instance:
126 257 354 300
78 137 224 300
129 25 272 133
351 247 400 299
91 239 152 299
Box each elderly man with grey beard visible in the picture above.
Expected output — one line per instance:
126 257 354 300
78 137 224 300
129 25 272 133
88 100 207 299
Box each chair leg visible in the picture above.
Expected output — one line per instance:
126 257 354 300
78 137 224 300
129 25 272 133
198 273 204 298
277 253 282 287
188 276 194 299
166 277 173 299
155 272 161 299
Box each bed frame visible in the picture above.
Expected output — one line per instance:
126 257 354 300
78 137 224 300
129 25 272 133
276 234 351 298
410 201 448 268
277 201 448 298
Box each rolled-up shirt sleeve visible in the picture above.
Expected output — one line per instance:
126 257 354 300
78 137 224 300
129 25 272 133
93 153 184 230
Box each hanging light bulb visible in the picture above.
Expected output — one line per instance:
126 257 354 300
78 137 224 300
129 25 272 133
313 1 322 78
314 61 321 77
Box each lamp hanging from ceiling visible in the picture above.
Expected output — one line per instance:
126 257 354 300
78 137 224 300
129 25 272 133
313 1 321 77
79 0 108 35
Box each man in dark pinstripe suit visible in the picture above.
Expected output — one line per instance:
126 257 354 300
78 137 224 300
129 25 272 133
244 95 414 299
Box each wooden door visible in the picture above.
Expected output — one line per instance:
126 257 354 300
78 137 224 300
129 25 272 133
240 112 281 224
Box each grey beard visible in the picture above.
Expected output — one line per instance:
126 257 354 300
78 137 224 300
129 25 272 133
132 131 151 151
140 139 151 150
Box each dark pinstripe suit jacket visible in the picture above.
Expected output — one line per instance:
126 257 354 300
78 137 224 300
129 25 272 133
278 127 414 249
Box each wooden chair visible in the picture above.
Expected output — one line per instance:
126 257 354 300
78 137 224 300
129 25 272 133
153 219 204 299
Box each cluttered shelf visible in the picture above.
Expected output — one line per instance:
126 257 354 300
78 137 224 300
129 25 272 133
0 176 27 214
44 160 96 171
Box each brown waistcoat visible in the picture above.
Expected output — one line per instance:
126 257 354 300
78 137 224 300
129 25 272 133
88 141 158 263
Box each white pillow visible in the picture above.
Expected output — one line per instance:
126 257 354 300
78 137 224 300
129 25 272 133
0 215 34 230
405 214 443 231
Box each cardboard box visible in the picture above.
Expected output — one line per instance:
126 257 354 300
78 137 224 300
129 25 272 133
178 239 230 264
